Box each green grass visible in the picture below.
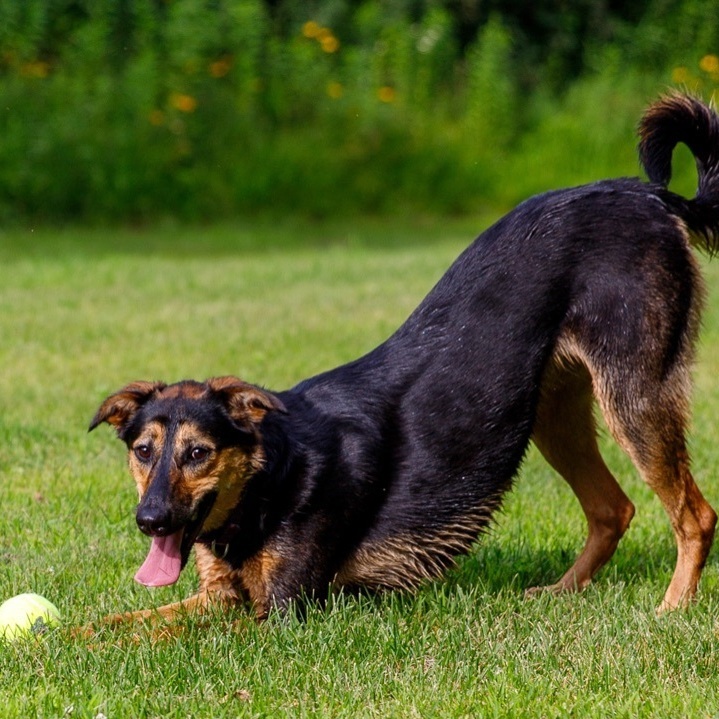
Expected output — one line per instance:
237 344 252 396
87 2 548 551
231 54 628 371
2 218 719 718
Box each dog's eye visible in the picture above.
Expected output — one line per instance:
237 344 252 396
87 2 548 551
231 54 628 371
189 447 210 463
134 444 152 462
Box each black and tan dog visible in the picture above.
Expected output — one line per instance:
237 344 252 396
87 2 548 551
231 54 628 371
91 93 719 625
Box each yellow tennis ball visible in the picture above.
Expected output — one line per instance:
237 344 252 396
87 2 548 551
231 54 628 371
0 593 60 642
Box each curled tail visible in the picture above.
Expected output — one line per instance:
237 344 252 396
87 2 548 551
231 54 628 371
639 92 719 199
638 92 719 252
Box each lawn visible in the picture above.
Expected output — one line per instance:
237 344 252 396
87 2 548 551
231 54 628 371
1 217 719 718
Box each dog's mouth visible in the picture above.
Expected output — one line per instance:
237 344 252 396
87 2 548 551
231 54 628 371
134 493 217 588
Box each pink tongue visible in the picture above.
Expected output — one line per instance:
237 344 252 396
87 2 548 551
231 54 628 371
134 530 184 587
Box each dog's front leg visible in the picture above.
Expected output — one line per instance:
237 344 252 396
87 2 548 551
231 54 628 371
86 546 247 634
98 589 240 628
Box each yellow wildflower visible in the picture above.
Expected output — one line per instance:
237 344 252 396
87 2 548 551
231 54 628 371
671 66 691 84
327 81 343 99
209 56 232 78
302 21 321 38
699 54 719 74
148 110 165 126
170 93 198 113
20 61 49 78
303 23 340 52
377 86 396 103
320 35 340 53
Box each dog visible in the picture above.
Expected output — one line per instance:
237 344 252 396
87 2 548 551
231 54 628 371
91 93 719 625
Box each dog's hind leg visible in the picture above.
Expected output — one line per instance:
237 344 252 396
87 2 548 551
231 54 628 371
592 360 717 611
529 358 636 595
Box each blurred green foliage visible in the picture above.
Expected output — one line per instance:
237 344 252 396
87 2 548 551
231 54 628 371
1 0 718 222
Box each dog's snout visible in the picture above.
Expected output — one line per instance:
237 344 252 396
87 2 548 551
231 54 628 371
136 502 174 537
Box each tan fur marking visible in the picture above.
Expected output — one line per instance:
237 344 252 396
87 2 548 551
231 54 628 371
128 421 167 498
195 541 284 618
195 543 246 599
240 548 283 616
172 382 206 399
99 591 232 629
169 423 221 504
206 376 249 393
200 445 265 532
206 376 287 425
173 422 212 451
90 380 165 431
336 506 498 591
530 350 635 595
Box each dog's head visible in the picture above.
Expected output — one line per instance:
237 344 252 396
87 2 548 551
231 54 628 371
89 376 286 587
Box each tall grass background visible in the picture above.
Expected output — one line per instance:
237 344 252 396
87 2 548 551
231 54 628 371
1 0 719 224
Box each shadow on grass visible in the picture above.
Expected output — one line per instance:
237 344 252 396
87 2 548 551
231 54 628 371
358 530 699 615
449 535 680 596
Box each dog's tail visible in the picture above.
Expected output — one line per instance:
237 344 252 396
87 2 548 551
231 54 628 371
638 92 719 252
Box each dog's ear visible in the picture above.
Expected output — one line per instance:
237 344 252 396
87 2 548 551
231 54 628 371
206 375 286 429
89 381 166 434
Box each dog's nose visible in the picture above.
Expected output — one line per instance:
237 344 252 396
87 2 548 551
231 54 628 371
136 504 173 537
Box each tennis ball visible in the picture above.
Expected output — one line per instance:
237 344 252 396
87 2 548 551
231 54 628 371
0 593 60 642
